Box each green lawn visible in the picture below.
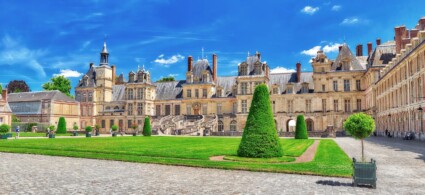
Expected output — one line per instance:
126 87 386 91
0 136 352 177
8 132 85 137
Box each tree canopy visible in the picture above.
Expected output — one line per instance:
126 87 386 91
344 113 375 140
6 80 31 93
156 76 175 82
42 76 73 98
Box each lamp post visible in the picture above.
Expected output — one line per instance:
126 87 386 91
418 106 423 134
388 113 391 135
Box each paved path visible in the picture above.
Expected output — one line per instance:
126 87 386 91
1 137 424 194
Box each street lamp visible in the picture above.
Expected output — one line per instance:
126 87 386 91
418 106 423 133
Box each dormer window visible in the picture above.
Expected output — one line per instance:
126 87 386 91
217 89 222 97
272 86 279 95
202 73 208 83
240 64 247 76
254 63 261 75
287 85 293 94
301 83 309 93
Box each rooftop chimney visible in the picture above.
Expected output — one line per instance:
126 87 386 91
338 46 342 51
367 42 373 56
212 54 217 82
111 65 116 84
188 56 193 71
356 44 363 56
395 26 407 54
296 63 301 83
376 38 381 46
2 89 7 102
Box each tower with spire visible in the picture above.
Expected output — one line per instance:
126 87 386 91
100 41 109 66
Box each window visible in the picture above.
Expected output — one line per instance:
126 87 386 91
333 81 338 91
306 100 311 113
321 67 325 73
334 100 339 112
217 89 222 97
174 105 180 115
156 105 161 116
322 85 326 92
272 101 276 113
88 93 93 101
218 121 224 132
287 87 293 94
101 120 105 128
128 120 132 129
302 85 308 93
202 74 208 82
240 65 247 75
146 89 151 100
128 89 134 100
217 103 222 115
128 103 133 115
287 100 293 113
356 80 361 91
195 89 199 98
110 120 114 128
137 103 143 115
242 100 247 113
241 82 247 95
165 105 171 115
203 89 207 98
322 99 327 112
356 99 362 111
187 89 192 98
83 93 87 102
233 102 237 114
186 105 192 115
344 99 351 113
137 88 144 100
202 104 207 115
344 80 350 92
273 87 278 94
230 120 237 131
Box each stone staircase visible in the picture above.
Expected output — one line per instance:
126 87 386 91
151 115 217 136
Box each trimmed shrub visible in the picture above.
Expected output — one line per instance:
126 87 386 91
111 125 118 132
26 123 38 132
143 117 151 136
56 117 67 134
237 84 283 158
0 124 10 133
49 125 56 132
295 115 308 139
85 126 93 133
73 124 79 131
344 113 375 161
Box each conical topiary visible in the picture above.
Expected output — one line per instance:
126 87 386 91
237 84 283 158
143 117 151 136
295 115 308 139
56 117 67 134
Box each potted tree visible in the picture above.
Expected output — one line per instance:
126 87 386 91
95 124 100 136
48 125 56 138
0 124 10 139
85 126 92 138
73 124 79 136
131 123 138 136
111 125 118 137
344 113 376 188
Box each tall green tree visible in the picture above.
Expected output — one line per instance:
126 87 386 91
6 80 31 93
42 76 73 98
56 117 67 134
156 76 175 82
295 115 308 139
143 117 151 136
344 113 375 162
237 84 283 158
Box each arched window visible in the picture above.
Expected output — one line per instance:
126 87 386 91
105 106 111 110
114 106 119 110
218 120 224 132
230 120 237 131
306 118 314 131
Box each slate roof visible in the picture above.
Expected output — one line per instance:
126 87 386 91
269 72 314 93
332 44 366 71
8 91 77 103
238 55 267 76
76 66 97 88
154 80 185 100
367 41 396 67
112 85 126 101
216 76 237 97
192 59 213 83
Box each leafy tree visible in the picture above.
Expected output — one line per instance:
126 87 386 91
56 117 67 134
42 76 73 98
143 117 151 136
237 84 283 158
6 80 31 93
111 125 118 132
85 126 93 133
49 125 56 132
295 115 308 139
343 113 375 162
12 115 20 122
0 124 10 133
156 76 175 82
73 124 79 131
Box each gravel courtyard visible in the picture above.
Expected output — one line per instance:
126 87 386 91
1 137 424 194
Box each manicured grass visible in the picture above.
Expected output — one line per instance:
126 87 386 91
8 132 85 137
224 155 295 163
0 136 352 177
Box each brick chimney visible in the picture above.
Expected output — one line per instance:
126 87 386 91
356 44 363 56
376 38 381 46
395 26 407 54
418 18 425 30
296 63 301 83
1 89 7 102
187 56 193 71
212 54 217 82
111 65 116 84
367 42 373 56
338 46 342 51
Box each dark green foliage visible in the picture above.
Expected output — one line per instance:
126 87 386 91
344 113 375 139
143 117 151 136
237 84 283 158
0 124 10 133
49 125 56 132
295 115 308 139
12 115 20 122
6 80 31 93
156 76 175 82
56 117 67 134
42 75 73 98
95 124 100 131
73 124 79 131
85 126 93 133
111 125 118 131
26 123 38 132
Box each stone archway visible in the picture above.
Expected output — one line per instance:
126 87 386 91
306 118 314 131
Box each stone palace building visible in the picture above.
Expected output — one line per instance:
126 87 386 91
70 17 424 139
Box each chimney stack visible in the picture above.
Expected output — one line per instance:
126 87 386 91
367 42 373 55
111 65 116 84
212 54 217 82
296 63 301 83
356 44 363 56
395 26 407 54
338 46 342 51
1 89 7 102
376 38 381 46
187 56 193 71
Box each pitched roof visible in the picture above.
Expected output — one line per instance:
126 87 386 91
238 55 267 76
368 41 396 67
8 90 77 103
332 44 366 71
269 72 314 93
9 101 41 115
192 59 213 83
154 80 184 100
216 76 237 97
76 66 97 88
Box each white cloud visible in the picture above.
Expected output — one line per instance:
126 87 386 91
323 43 342 53
154 54 184 66
270 66 296 74
168 74 178 77
53 69 83 78
341 17 359 25
301 6 319 15
331 5 341 11
301 46 321 56
0 35 47 78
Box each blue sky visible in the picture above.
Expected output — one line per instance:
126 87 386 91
0 0 424 92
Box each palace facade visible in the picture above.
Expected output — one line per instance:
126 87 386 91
67 17 423 140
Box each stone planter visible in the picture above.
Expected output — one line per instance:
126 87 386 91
133 133 137 136
49 134 55 139
86 133 92 138
95 131 100 136
112 132 117 137
352 158 377 188
73 132 78 136
1 134 8 139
